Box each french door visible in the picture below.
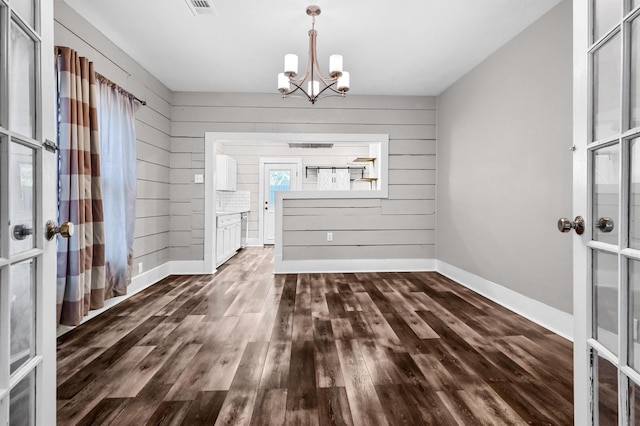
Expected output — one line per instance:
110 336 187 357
0 0 56 424
259 160 301 245
574 1 640 424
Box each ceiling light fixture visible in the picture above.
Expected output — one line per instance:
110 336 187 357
277 5 350 104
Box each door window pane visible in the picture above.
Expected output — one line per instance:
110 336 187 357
9 141 35 255
10 259 35 374
10 369 35 426
597 353 619 425
12 0 35 28
594 250 619 355
629 378 640 424
631 139 640 249
269 170 291 204
593 33 621 142
629 260 640 369
593 144 619 245
9 21 35 139
593 0 621 41
632 19 640 129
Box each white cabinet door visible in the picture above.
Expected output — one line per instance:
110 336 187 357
216 155 237 191
216 227 225 264
334 169 350 191
228 158 237 191
317 169 333 190
317 169 350 190
223 226 231 257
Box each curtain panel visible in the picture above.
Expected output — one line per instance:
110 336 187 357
55 46 106 326
96 77 138 296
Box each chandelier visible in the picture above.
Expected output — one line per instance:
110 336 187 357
277 5 350 104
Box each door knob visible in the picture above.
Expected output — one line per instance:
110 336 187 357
12 224 33 240
557 216 585 235
596 217 614 233
46 220 74 241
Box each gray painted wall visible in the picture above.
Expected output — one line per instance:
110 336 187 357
54 0 173 277
437 0 573 313
171 94 436 261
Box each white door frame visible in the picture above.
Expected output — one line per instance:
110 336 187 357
258 158 302 246
0 0 56 423
573 1 590 423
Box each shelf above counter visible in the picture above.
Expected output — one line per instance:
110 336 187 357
351 157 376 163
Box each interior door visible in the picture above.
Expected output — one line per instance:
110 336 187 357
0 0 56 424
573 1 640 424
261 162 300 245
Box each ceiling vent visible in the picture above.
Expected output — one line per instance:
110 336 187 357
184 0 217 15
288 143 334 149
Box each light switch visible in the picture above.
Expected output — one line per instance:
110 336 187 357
194 174 204 183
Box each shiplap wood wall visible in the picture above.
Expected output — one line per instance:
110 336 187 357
54 0 173 277
171 93 436 262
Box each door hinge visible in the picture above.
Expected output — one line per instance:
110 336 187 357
43 139 59 153
569 145 576 152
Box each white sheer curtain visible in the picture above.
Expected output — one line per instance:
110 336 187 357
96 77 138 296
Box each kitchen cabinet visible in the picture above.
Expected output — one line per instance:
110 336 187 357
216 213 242 265
216 154 237 191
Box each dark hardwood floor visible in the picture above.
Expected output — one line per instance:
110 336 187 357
57 247 573 425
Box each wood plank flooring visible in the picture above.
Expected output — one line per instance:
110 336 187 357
57 247 573 425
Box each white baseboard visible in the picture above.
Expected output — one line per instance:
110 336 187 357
61 256 573 344
274 257 437 274
170 260 209 275
245 238 263 247
437 260 573 341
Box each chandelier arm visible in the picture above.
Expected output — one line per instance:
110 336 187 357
315 81 338 98
289 80 313 100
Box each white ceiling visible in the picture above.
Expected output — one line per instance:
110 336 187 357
61 0 562 96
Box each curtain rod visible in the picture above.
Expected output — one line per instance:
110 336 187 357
95 72 147 106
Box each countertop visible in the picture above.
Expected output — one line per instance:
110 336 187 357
216 210 249 216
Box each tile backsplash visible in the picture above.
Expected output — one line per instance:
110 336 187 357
217 190 251 212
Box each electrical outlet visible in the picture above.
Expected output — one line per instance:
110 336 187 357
327 232 333 242
138 262 143 274
194 174 204 183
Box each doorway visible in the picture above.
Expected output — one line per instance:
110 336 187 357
259 159 302 245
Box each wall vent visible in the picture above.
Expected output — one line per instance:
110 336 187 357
288 143 334 149
184 0 217 15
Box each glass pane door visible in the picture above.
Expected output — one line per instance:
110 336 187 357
261 162 299 245
585 2 640 424
0 0 54 424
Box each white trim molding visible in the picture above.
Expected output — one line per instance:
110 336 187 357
437 260 574 341
274 258 437 274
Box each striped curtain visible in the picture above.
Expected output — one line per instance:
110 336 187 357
55 47 106 326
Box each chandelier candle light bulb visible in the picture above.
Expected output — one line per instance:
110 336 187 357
337 72 350 92
277 5 350 104
278 73 289 93
308 80 320 96
284 54 298 77
329 54 343 77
